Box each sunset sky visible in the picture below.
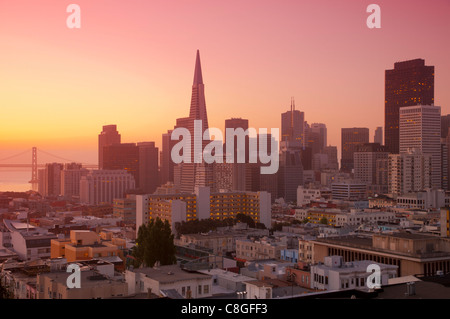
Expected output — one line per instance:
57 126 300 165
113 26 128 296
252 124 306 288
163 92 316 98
1 0 449 164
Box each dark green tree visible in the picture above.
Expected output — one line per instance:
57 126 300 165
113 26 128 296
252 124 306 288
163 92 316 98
235 213 256 228
319 217 328 225
131 218 177 268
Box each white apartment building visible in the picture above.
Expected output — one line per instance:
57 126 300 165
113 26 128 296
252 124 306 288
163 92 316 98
2 219 57 261
297 186 322 206
310 255 398 291
334 210 396 227
125 264 213 299
295 208 395 227
331 182 367 201
80 170 135 205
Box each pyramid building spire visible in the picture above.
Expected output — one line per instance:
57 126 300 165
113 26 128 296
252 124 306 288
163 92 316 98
189 50 209 131
193 50 203 85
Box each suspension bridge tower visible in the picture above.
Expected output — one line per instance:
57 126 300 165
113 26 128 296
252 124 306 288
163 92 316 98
29 147 38 191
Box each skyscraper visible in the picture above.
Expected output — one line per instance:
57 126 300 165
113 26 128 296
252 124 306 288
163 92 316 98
40 163 64 197
322 146 339 170
309 123 327 154
102 143 139 188
385 59 435 153
175 50 213 193
80 170 135 205
341 128 369 172
399 105 441 188
160 130 175 185
354 143 389 194
281 98 304 146
441 114 450 139
374 127 383 145
138 142 159 194
61 163 88 200
98 125 121 169
279 102 304 202
224 118 249 191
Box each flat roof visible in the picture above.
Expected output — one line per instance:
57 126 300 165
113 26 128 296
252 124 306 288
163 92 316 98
244 278 291 288
376 232 438 240
314 260 398 273
314 234 450 259
132 264 211 284
40 270 123 287
375 280 450 299
315 235 373 249
197 269 254 282
10 222 35 230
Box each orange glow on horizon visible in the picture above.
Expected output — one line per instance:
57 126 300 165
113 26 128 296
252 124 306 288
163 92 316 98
1 0 449 162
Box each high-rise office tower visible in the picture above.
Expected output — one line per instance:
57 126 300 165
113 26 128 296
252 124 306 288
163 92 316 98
281 98 304 146
245 134 279 201
444 134 450 191
300 146 312 171
374 127 383 145
174 50 213 193
322 146 339 170
354 143 389 194
80 170 135 205
102 143 139 188
278 142 303 203
399 105 441 188
98 125 121 169
279 102 304 202
441 142 448 191
441 115 450 139
303 122 310 150
40 163 64 197
385 59 435 153
138 142 159 194
224 118 249 191
309 123 327 154
160 130 175 185
61 163 88 200
341 128 369 172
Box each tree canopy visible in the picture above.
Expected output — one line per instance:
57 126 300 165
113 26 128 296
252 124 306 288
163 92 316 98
131 218 177 268
174 214 266 236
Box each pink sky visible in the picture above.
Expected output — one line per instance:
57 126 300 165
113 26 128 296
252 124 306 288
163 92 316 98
0 0 449 164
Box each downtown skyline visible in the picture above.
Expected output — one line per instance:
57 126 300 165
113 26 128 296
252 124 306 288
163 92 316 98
3 1 450 304
1 0 450 162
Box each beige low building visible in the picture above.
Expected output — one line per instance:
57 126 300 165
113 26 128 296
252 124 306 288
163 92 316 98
36 269 127 299
176 225 269 256
236 237 287 262
125 264 213 299
51 230 122 264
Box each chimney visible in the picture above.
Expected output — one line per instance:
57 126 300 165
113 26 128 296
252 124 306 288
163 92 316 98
406 282 416 296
